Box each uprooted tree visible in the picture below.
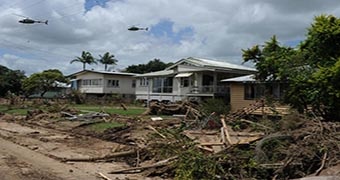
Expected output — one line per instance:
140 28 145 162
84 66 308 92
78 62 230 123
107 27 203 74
242 14 340 120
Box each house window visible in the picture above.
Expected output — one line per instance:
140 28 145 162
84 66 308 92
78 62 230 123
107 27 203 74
107 79 119 88
132 80 136 88
152 77 173 93
81 79 102 87
180 77 189 87
244 83 264 100
139 78 148 86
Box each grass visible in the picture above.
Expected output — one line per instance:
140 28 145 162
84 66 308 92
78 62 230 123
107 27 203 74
89 122 125 132
71 105 146 116
0 105 29 115
0 104 146 116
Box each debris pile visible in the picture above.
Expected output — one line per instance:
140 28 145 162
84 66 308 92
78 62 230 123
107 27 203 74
2 101 339 179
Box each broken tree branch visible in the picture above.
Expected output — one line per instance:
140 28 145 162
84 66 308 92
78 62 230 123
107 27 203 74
108 156 178 174
61 149 136 162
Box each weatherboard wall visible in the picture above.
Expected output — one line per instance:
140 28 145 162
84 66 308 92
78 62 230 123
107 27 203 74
230 83 255 112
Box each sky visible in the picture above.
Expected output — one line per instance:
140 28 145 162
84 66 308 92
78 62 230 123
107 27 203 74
0 0 340 76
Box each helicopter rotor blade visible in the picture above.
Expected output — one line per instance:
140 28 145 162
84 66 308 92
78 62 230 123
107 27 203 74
12 13 28 18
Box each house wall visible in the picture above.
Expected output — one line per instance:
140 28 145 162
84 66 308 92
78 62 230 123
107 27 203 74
77 72 104 94
230 83 256 112
75 72 135 95
103 74 135 94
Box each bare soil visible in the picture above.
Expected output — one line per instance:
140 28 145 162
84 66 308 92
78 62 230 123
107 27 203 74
0 118 162 180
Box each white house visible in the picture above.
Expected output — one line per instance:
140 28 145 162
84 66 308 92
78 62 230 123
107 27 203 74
68 70 139 98
135 57 256 103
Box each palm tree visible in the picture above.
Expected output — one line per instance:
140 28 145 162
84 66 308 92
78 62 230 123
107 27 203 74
98 52 118 71
70 51 96 70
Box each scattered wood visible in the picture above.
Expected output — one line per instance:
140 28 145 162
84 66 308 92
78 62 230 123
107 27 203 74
61 111 110 121
240 119 274 130
61 149 136 162
120 103 127 111
108 156 178 174
147 125 166 139
220 115 232 145
97 172 112 180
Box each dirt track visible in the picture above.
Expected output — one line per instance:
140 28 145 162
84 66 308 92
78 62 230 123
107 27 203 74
0 120 154 180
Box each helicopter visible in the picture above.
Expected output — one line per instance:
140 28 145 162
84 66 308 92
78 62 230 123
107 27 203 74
14 14 48 25
128 26 148 31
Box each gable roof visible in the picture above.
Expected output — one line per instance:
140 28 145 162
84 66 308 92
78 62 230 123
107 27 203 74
221 74 256 82
135 70 174 77
68 70 139 78
166 57 256 72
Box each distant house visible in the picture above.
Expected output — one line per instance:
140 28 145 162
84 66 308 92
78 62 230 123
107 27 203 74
221 74 285 112
68 70 139 99
135 57 256 103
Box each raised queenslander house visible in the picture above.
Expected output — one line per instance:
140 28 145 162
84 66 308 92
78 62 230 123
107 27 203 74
135 57 256 103
69 70 139 99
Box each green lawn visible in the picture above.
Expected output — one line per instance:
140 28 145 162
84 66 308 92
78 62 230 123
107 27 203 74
71 105 146 116
0 105 29 115
89 122 125 132
0 104 146 116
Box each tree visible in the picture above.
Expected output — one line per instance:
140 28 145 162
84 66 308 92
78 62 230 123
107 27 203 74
0 65 26 97
22 69 67 97
242 14 340 120
98 52 118 71
70 51 96 70
124 58 174 73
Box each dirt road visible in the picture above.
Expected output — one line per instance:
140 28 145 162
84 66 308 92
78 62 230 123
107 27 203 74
0 120 150 180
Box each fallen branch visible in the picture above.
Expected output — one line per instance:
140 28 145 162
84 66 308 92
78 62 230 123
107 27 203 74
61 149 136 162
108 156 177 174
240 119 273 130
315 151 328 176
147 125 166 139
97 172 112 180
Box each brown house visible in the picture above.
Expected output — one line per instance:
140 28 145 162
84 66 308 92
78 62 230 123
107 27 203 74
222 75 284 112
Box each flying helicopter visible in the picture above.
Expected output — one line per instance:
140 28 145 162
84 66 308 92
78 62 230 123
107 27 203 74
14 14 48 25
128 26 148 31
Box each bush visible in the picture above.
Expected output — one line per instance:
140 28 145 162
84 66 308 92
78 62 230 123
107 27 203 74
200 98 230 116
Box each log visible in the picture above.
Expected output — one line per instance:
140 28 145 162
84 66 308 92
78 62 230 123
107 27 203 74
62 149 136 162
120 103 127 111
108 156 177 174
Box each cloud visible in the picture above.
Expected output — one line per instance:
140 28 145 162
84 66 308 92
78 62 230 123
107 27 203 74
0 0 339 76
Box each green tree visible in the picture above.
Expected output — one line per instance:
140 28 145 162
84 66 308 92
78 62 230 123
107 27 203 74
242 14 340 120
98 52 118 71
0 65 26 97
22 69 67 97
70 51 96 70
124 58 174 73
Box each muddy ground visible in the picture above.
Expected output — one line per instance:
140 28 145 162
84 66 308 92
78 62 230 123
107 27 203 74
0 112 172 180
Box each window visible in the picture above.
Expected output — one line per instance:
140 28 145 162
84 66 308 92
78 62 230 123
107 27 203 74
81 79 102 87
139 78 148 86
180 77 189 87
244 83 264 100
132 80 136 88
152 77 173 93
107 79 119 88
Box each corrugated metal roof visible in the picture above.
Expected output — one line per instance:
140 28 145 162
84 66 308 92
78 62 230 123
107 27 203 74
135 70 174 77
68 70 139 77
175 73 193 78
167 57 256 72
221 74 256 82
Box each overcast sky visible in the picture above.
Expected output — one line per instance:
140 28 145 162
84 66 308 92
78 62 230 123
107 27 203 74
0 0 340 76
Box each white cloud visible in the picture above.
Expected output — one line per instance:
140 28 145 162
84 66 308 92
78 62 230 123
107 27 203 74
0 0 340 76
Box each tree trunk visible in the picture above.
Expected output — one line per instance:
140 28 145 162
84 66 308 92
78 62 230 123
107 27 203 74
83 63 86 70
105 64 107 71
